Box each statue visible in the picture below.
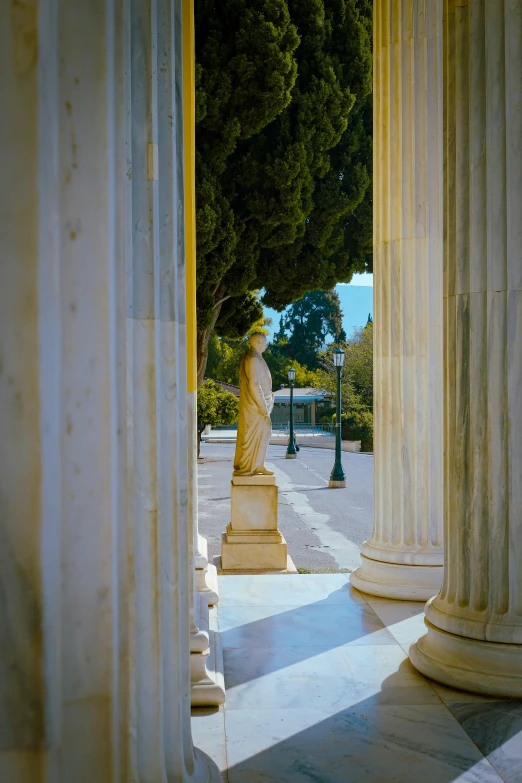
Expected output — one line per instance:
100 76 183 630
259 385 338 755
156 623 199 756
233 332 274 476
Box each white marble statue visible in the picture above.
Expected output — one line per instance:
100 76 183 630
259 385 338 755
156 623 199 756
233 333 274 476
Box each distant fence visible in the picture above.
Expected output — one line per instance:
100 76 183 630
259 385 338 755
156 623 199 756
271 423 335 438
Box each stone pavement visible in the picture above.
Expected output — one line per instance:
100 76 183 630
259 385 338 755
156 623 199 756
192 574 522 782
197 442 374 573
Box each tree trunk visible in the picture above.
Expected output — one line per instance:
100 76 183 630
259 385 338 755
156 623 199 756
197 429 202 459
196 297 224 388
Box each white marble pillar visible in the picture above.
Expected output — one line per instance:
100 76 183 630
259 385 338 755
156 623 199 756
0 0 222 779
351 0 445 601
410 0 522 697
182 0 224 706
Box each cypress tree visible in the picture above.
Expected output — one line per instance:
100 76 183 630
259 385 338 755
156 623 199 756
195 0 372 384
272 289 346 369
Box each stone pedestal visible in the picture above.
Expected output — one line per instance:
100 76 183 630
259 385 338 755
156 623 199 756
350 0 444 601
221 475 294 573
409 0 522 697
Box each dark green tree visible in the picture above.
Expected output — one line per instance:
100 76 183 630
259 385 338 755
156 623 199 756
196 0 372 385
272 289 346 368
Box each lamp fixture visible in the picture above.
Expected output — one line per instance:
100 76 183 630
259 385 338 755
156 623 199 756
332 347 345 367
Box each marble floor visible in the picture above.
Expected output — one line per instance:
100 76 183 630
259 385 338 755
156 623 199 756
192 574 522 783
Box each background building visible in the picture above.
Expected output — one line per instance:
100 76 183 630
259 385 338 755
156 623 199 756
271 388 332 427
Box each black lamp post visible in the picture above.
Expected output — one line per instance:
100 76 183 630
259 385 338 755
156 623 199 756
329 347 346 487
286 366 297 459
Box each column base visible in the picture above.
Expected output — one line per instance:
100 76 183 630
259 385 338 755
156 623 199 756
193 747 223 782
195 535 219 606
409 620 522 698
196 562 219 607
191 630 226 707
350 553 443 601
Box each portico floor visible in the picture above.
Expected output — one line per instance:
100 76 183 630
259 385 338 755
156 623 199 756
192 574 522 782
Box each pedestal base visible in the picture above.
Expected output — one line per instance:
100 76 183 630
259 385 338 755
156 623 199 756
350 553 443 601
221 473 294 573
328 479 346 488
409 620 522 698
286 453 297 459
221 532 292 572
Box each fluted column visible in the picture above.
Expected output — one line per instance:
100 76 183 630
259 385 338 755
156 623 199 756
0 0 222 779
182 0 225 707
351 0 444 600
183 0 218 609
410 0 522 696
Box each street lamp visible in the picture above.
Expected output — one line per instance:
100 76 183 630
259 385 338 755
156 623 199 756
329 347 346 487
286 366 297 459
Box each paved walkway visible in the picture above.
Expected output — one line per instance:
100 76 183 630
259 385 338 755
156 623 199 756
198 443 374 572
193 574 521 782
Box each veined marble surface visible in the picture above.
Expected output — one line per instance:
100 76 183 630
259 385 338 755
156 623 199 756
192 575 521 783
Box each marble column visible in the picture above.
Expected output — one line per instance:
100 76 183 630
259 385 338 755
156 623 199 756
0 0 222 779
351 0 445 600
182 0 225 706
183 2 219 609
410 0 522 696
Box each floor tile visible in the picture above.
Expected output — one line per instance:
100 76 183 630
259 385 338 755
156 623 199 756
224 644 441 711
224 646 361 711
191 707 228 778
218 603 396 650
429 682 508 705
448 701 522 783
340 644 442 706
218 574 366 608
224 705 502 782
363 597 427 645
204 575 519 783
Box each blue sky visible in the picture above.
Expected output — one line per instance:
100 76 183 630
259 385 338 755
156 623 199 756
263 272 373 341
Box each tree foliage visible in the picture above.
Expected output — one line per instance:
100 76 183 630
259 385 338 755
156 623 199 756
341 409 373 452
197 380 239 455
318 320 373 449
272 289 346 369
195 0 373 384
318 321 372 409
264 350 323 389
205 316 270 386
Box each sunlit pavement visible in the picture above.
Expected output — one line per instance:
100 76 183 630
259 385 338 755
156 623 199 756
198 443 373 572
192 574 522 782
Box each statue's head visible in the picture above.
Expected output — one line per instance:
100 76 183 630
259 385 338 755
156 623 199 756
249 332 267 354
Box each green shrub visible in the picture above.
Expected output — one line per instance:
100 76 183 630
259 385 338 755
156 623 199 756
340 410 373 452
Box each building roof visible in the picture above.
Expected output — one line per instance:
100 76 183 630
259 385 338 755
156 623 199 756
273 387 331 403
205 379 241 397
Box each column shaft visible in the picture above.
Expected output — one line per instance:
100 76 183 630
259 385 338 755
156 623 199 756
0 0 223 779
182 0 224 706
410 0 522 696
0 1 43 776
351 0 444 600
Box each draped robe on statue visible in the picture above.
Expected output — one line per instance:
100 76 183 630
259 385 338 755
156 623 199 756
233 349 274 475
